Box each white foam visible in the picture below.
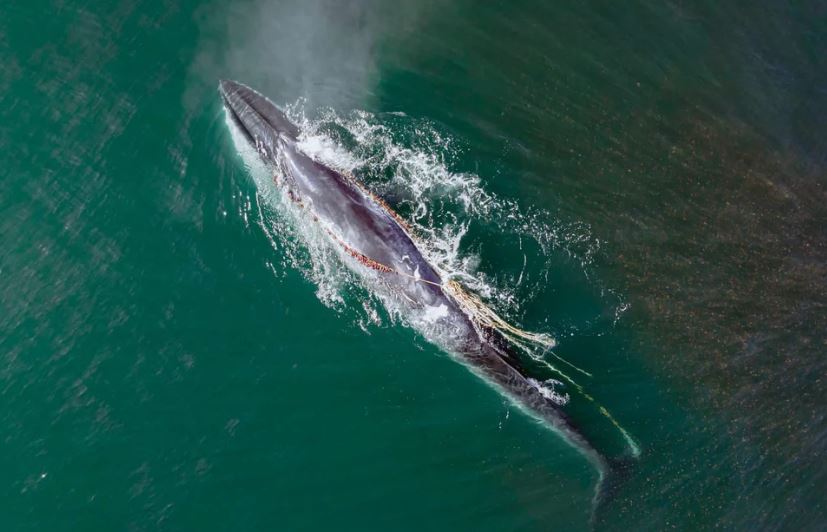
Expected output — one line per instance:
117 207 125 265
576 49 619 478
422 303 450 323
528 378 570 406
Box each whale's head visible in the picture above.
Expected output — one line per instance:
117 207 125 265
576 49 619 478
219 80 300 161
219 79 345 213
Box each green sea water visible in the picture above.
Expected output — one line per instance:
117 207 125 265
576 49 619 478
1 1 825 530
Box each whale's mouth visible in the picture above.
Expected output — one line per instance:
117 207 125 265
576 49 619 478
218 80 300 149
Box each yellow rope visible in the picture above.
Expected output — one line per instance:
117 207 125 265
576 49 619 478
443 280 594 377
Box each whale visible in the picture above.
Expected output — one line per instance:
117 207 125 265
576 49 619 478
218 79 631 504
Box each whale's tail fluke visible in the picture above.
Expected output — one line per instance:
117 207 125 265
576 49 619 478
592 454 636 527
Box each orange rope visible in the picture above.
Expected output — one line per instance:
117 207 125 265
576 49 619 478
276 170 441 285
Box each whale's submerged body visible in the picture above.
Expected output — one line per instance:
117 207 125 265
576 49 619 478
219 80 629 499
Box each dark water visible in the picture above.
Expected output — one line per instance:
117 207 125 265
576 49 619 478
1 1 825 530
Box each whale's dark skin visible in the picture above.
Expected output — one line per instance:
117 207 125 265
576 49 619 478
219 80 619 484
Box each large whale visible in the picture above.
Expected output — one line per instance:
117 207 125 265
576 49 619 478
218 79 630 501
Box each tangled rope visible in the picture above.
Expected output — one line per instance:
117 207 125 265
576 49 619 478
442 279 593 378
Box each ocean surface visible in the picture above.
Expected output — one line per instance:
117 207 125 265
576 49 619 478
1 1 825 530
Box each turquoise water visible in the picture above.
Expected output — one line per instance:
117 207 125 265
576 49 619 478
1 1 824 530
